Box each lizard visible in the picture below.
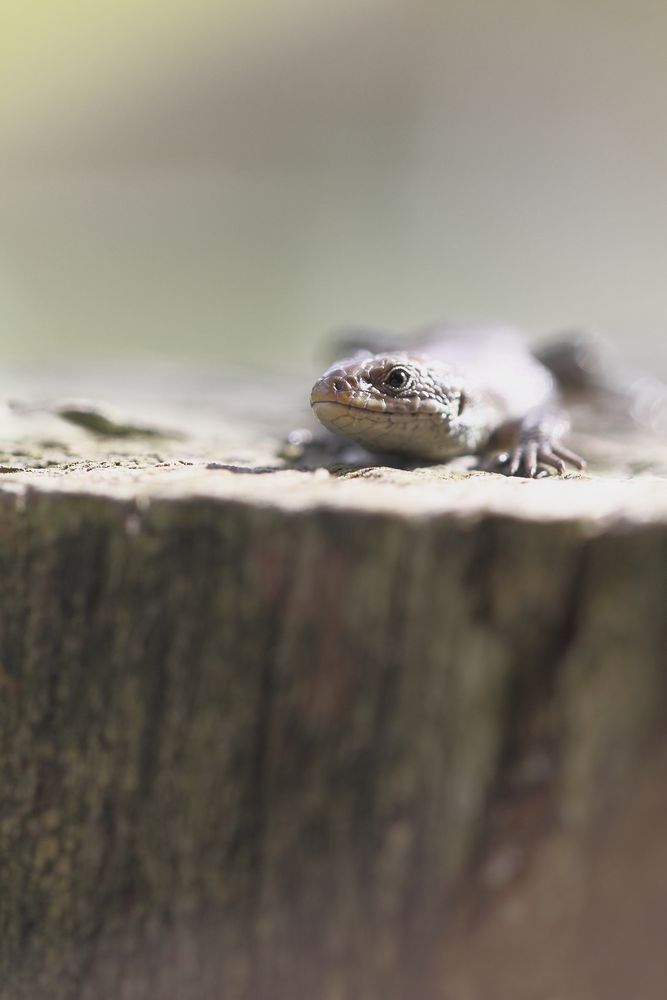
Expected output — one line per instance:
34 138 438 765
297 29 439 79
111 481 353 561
307 322 665 478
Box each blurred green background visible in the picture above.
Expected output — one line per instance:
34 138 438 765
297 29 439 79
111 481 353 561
2 0 666 372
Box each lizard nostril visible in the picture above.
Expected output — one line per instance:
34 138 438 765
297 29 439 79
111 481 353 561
332 378 348 392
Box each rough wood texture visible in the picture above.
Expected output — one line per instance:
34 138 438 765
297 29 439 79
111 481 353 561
0 365 666 1000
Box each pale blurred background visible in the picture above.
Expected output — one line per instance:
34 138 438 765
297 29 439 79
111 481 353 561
2 0 667 373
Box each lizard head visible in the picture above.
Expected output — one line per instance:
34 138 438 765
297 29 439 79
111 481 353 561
310 352 490 460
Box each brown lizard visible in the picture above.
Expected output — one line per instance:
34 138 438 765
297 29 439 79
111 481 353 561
308 323 665 478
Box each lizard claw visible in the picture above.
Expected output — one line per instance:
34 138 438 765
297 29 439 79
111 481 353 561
499 440 586 479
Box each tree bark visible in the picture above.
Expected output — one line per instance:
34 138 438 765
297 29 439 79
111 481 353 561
0 368 665 999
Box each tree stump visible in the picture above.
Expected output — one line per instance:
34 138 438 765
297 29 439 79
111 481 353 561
0 365 666 1000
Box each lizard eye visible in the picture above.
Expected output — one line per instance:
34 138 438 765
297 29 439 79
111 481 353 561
383 366 412 390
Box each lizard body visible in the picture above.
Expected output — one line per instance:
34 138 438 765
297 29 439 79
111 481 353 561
310 323 586 477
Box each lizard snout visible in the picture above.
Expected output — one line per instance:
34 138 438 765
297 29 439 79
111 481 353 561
310 369 358 406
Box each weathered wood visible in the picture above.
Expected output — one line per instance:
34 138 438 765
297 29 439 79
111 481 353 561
0 366 666 999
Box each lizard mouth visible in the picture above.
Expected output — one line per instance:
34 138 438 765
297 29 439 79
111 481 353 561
310 399 446 426
310 384 387 412
312 380 414 414
311 395 445 418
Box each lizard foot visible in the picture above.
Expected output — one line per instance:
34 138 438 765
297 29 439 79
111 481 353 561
497 440 587 479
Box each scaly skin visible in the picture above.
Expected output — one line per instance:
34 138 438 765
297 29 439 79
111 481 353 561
310 325 587 478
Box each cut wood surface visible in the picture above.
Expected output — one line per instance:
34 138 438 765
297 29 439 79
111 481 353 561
0 364 666 1000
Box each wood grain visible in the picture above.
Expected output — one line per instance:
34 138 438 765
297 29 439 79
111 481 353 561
0 365 665 999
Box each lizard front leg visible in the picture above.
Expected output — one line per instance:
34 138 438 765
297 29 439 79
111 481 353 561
492 406 586 478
